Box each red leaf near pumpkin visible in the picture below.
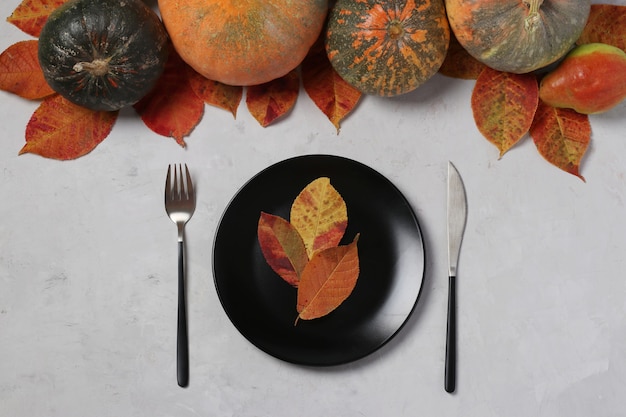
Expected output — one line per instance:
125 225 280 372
7 0 69 37
301 37 361 131
578 4 626 52
133 49 204 147
471 68 539 157
20 94 118 160
439 33 486 80
257 212 309 287
0 40 55 99
187 67 242 118
296 235 360 323
530 101 591 181
246 70 299 127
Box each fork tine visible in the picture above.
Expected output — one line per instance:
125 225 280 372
165 165 172 201
173 164 181 200
184 164 194 202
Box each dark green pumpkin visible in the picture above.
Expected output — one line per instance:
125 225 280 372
326 0 450 97
38 0 169 111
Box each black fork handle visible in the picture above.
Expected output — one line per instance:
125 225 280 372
177 241 189 387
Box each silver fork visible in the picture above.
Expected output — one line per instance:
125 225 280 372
164 164 196 388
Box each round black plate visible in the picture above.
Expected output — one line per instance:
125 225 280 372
213 155 425 366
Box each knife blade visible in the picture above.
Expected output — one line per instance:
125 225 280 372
445 161 467 393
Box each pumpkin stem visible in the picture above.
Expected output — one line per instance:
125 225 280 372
388 20 404 40
524 0 543 32
73 59 111 77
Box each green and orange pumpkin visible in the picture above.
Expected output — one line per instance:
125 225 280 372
445 0 591 74
158 0 329 86
325 0 450 97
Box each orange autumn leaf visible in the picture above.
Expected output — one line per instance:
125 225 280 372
578 4 626 52
471 68 539 157
530 101 591 181
0 40 55 99
20 94 118 160
187 67 242 118
290 177 348 258
258 212 309 287
301 36 361 131
133 49 204 147
439 33 486 80
7 0 69 37
246 70 299 127
296 235 360 322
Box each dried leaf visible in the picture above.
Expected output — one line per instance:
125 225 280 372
296 235 360 322
471 68 539 157
530 101 591 181
7 0 69 37
439 32 486 80
290 177 348 258
301 37 361 131
0 40 55 99
20 94 118 160
578 4 626 52
258 212 309 287
133 49 204 147
187 67 242 118
246 70 299 127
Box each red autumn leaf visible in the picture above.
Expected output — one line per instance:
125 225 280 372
246 70 299 127
290 177 348 258
471 67 539 157
20 94 118 160
0 40 55 99
578 4 626 52
296 235 360 323
7 0 69 37
187 67 242 118
301 36 361 131
530 101 591 181
258 212 309 287
133 49 204 147
439 33 486 80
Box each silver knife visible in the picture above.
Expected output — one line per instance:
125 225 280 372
445 161 468 393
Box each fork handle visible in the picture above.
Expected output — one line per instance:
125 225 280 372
177 241 189 387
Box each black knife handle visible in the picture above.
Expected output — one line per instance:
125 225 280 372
445 275 456 393
177 241 189 388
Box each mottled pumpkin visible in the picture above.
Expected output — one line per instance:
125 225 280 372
158 0 328 86
325 0 450 97
38 0 169 111
445 0 591 74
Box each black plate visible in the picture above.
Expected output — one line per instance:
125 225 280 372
213 155 425 366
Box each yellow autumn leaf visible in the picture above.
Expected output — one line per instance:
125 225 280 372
290 177 348 258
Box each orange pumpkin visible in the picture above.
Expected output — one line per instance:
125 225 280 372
157 0 328 86
325 0 450 97
445 0 591 74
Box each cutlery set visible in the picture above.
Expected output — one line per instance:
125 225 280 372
163 161 467 392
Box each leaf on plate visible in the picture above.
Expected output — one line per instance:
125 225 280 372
246 70 299 127
530 101 591 181
471 67 539 157
439 32 486 80
296 235 360 323
187 67 243 118
0 40 55 99
20 94 118 160
577 4 626 52
301 36 362 131
133 48 204 147
7 0 69 37
290 177 348 258
258 212 309 287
